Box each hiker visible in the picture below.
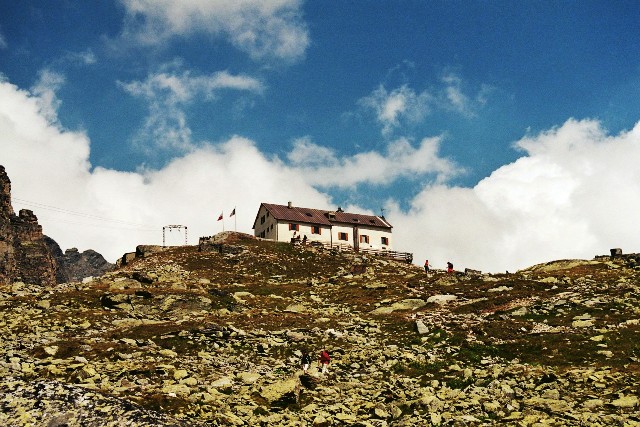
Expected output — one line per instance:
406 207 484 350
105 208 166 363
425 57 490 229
318 349 330 374
424 259 429 273
447 261 454 273
301 350 312 374
302 235 308 244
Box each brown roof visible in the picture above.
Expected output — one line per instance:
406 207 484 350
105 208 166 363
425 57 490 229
253 203 392 229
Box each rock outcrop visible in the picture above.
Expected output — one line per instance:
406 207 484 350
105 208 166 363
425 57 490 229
0 166 58 286
0 166 113 285
44 236 114 283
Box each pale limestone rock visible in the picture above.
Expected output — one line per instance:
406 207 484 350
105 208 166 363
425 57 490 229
415 320 429 335
284 303 306 313
237 371 261 385
610 395 638 408
181 377 198 386
523 397 573 413
161 383 191 397
259 378 299 404
173 369 189 380
582 399 603 409
210 376 234 389
572 319 594 328
487 286 512 293
371 298 426 314
159 349 177 358
426 294 457 305
43 346 58 356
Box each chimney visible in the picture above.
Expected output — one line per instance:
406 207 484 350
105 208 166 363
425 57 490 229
287 201 293 209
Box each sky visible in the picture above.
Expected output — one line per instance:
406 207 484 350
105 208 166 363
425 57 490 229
1 1 640 273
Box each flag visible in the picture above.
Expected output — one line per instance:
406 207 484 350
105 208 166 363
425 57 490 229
217 212 223 221
229 208 236 217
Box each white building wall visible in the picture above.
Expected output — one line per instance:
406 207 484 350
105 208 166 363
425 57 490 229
330 224 355 247
277 222 332 244
327 224 393 250
354 226 393 251
276 222 293 242
298 223 332 243
254 206 278 239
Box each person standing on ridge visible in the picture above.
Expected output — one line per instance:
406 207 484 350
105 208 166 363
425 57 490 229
424 259 430 273
301 350 311 375
318 349 330 374
447 262 454 273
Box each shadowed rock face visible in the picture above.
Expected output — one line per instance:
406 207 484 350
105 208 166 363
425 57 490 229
44 237 114 283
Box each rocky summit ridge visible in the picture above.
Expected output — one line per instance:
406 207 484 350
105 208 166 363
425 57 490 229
0 231 639 426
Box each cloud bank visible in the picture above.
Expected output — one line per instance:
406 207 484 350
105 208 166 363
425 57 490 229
119 65 264 153
287 136 458 187
118 0 309 63
393 119 640 272
359 75 490 136
2 75 640 272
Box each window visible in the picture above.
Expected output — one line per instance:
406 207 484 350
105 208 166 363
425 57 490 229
381 236 389 245
311 226 321 234
289 223 299 231
260 215 265 224
338 232 348 241
360 235 369 244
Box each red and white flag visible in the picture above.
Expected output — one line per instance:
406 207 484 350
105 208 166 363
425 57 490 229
217 212 223 221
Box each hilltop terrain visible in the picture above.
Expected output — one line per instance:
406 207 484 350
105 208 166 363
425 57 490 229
0 231 639 426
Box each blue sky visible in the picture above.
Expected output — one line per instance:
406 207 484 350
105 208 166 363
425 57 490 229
2 1 640 272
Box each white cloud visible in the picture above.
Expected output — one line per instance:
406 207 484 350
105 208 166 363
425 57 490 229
394 118 640 272
120 68 264 104
359 73 490 135
119 67 264 152
118 0 309 63
4 75 640 274
64 49 97 66
30 69 66 123
288 136 459 187
0 77 329 261
359 85 432 136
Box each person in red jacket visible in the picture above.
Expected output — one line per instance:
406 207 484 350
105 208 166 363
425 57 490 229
318 349 330 374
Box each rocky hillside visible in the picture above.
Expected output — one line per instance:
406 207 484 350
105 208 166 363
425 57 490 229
0 232 639 426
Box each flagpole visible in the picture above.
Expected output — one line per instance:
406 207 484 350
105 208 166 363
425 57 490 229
222 211 225 232
234 206 237 231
